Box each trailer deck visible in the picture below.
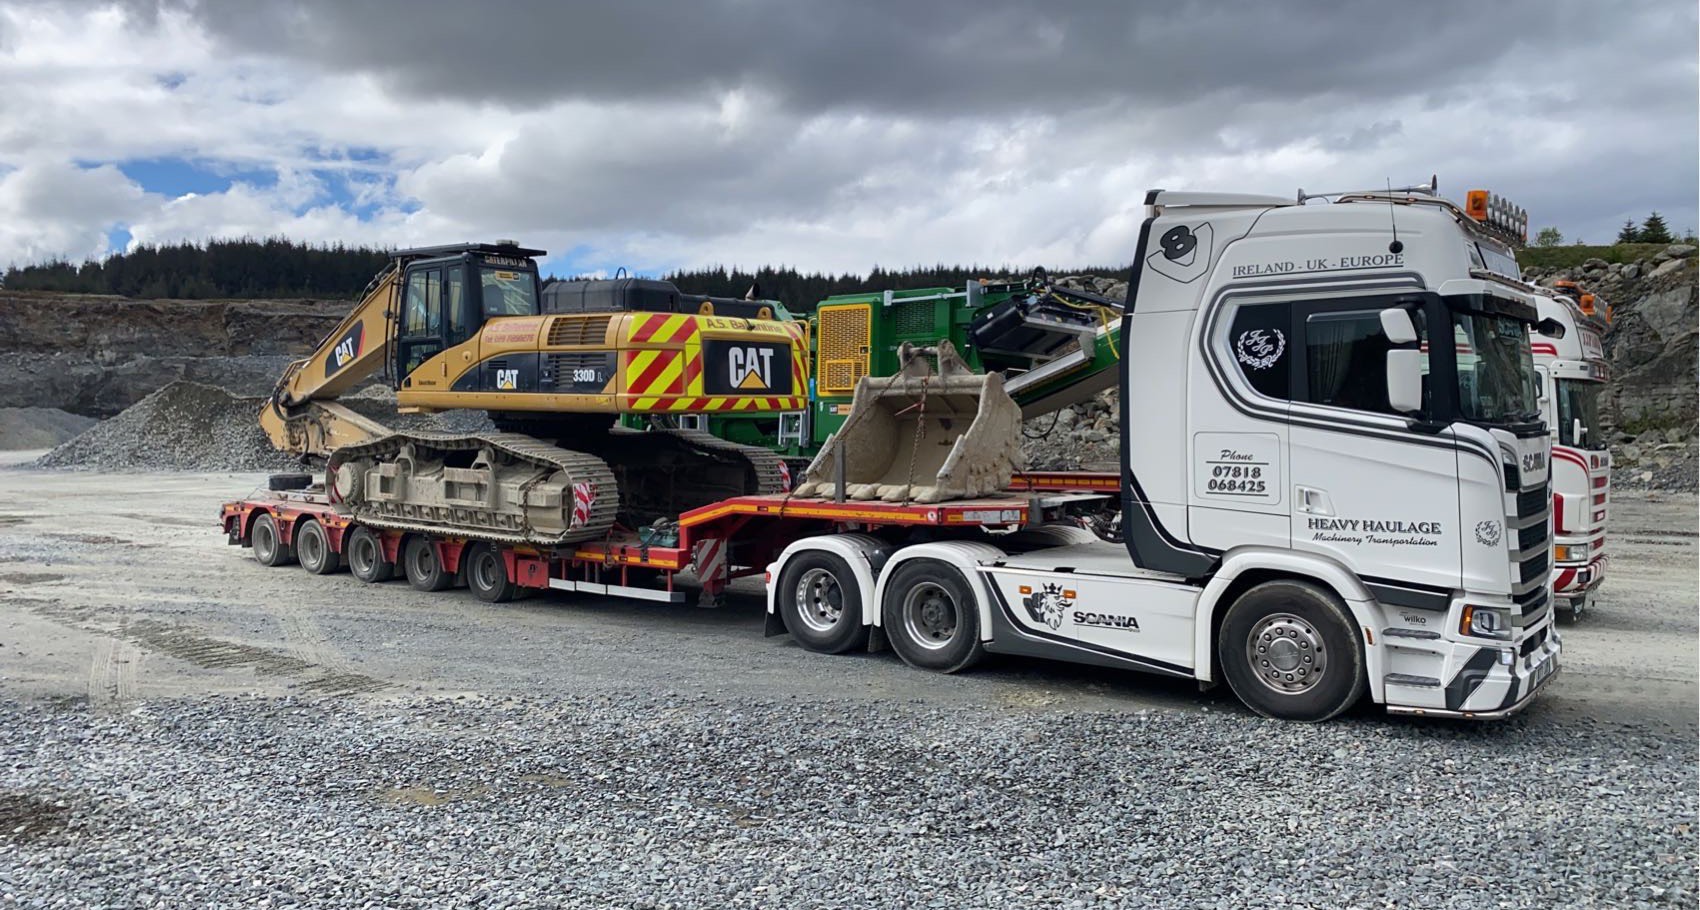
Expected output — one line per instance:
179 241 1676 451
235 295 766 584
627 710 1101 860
220 471 1121 606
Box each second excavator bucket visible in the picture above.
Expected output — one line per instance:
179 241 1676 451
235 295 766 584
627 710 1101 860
794 340 1023 503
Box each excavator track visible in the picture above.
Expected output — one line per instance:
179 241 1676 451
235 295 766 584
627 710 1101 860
585 426 787 527
327 432 620 547
650 427 787 494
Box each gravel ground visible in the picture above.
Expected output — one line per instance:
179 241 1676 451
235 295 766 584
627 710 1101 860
1 695 1692 909
0 469 1693 908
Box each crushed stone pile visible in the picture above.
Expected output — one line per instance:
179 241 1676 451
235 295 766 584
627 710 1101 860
0 407 98 450
34 381 495 473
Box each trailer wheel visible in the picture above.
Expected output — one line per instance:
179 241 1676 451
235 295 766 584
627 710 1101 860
250 513 295 567
295 519 341 575
347 526 394 583
402 536 453 592
881 559 984 673
776 551 869 654
1218 580 1366 722
465 543 519 604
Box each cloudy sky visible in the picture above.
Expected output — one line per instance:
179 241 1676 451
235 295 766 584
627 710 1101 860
0 0 1694 277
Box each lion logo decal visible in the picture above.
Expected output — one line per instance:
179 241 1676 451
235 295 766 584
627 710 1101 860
1022 583 1073 630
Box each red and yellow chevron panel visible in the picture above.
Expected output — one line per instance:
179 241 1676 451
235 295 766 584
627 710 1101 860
618 312 809 414
627 313 702 345
623 349 686 408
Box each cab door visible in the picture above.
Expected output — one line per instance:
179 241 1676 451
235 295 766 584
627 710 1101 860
395 266 445 385
1285 298 1461 599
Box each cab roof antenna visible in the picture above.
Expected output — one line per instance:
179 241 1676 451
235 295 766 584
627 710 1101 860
1385 179 1404 255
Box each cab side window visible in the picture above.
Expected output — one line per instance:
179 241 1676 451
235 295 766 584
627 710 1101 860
446 266 468 341
404 271 431 336
1228 302 1292 399
1299 308 1427 416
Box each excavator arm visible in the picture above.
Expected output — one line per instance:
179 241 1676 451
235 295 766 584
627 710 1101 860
259 263 403 460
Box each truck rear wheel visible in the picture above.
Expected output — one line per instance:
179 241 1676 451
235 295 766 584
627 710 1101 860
346 526 394 583
776 551 869 654
402 536 454 592
465 543 519 604
295 519 341 575
1218 580 1365 722
881 559 984 673
250 513 294 567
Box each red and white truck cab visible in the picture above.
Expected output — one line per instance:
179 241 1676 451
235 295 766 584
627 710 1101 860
1531 281 1611 619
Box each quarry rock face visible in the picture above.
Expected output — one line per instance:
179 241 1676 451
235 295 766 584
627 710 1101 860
0 291 346 418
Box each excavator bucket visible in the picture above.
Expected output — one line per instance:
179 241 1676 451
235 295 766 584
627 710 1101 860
794 340 1023 503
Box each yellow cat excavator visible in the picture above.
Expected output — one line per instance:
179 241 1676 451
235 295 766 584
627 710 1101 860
260 241 807 547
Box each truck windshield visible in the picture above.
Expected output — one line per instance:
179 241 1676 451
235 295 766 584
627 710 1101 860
1556 379 1608 449
1452 312 1539 425
482 267 538 317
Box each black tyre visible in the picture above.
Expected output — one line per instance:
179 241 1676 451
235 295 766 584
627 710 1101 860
402 536 453 592
295 519 341 575
250 513 295 567
268 473 312 492
346 526 394 583
465 542 519 604
776 551 869 654
880 559 985 673
1218 580 1366 722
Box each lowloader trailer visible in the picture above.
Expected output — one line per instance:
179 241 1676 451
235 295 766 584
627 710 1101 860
224 182 1561 722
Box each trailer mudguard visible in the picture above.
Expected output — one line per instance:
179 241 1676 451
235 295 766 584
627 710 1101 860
872 541 1009 640
765 533 892 628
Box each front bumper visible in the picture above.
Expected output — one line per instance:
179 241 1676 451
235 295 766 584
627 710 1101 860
1381 620 1562 719
1553 556 1606 598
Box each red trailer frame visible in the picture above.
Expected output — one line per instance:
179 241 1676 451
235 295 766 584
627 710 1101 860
220 471 1120 605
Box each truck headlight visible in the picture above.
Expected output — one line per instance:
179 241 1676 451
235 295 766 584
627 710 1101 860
1461 605 1512 640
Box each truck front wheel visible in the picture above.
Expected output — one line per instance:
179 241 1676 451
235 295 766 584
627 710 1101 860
1218 580 1366 722
776 552 869 654
881 559 984 673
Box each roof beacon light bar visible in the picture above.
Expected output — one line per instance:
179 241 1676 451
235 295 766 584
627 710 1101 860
1464 190 1528 246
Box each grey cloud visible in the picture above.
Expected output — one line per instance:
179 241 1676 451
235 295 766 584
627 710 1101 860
164 0 1692 119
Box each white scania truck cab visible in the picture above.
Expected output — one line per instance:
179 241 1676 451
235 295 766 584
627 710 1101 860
1530 282 1612 619
768 183 1561 721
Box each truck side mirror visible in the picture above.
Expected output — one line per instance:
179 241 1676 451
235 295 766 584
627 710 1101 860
1379 307 1418 344
1572 417 1587 444
1387 350 1424 414
1536 317 1567 338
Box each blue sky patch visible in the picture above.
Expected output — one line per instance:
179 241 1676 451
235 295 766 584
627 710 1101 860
115 157 277 198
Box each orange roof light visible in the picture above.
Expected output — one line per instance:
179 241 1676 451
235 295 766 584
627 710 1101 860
1578 293 1597 317
1464 189 1528 244
1465 190 1489 221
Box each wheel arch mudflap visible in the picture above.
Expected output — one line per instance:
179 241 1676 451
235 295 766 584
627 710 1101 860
872 541 1009 640
764 533 891 635
1194 547 1388 703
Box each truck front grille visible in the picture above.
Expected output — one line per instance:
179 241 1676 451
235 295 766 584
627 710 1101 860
1517 519 1546 553
1516 486 1548 519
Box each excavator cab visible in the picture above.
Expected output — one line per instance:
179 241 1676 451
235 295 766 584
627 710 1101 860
391 242 545 381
